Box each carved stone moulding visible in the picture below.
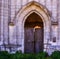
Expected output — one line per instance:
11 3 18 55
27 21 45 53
51 21 58 25
9 22 14 26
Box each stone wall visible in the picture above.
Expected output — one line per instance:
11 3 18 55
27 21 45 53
0 0 60 54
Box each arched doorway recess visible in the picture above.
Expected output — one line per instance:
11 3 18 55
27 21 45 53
24 12 43 53
15 1 51 53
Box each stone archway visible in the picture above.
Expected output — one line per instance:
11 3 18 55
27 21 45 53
15 1 51 53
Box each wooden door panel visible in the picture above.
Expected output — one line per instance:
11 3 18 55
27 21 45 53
25 28 43 53
35 28 43 53
24 28 34 53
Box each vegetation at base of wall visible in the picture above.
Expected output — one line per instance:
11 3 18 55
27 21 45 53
36 52 48 59
0 51 60 59
50 51 60 59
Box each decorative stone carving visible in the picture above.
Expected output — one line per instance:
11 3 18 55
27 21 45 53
9 22 14 26
51 21 58 25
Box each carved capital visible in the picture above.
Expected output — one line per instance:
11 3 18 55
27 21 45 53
9 22 14 26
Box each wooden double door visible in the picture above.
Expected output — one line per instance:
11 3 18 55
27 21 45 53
24 27 43 53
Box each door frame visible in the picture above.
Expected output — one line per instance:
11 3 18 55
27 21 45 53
15 1 51 53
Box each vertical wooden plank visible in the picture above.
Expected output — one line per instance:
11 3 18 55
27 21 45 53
25 28 34 53
35 28 43 53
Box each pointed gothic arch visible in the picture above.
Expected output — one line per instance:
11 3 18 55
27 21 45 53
15 1 51 53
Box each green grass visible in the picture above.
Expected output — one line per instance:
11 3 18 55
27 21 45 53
0 51 60 59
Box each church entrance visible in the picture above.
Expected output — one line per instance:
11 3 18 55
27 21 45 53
24 12 43 53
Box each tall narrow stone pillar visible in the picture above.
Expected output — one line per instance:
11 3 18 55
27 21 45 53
1 0 4 45
9 22 16 44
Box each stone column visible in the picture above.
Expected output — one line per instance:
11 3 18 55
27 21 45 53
3 0 9 44
1 0 4 44
0 0 2 45
9 22 16 44
58 0 60 45
0 0 5 50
